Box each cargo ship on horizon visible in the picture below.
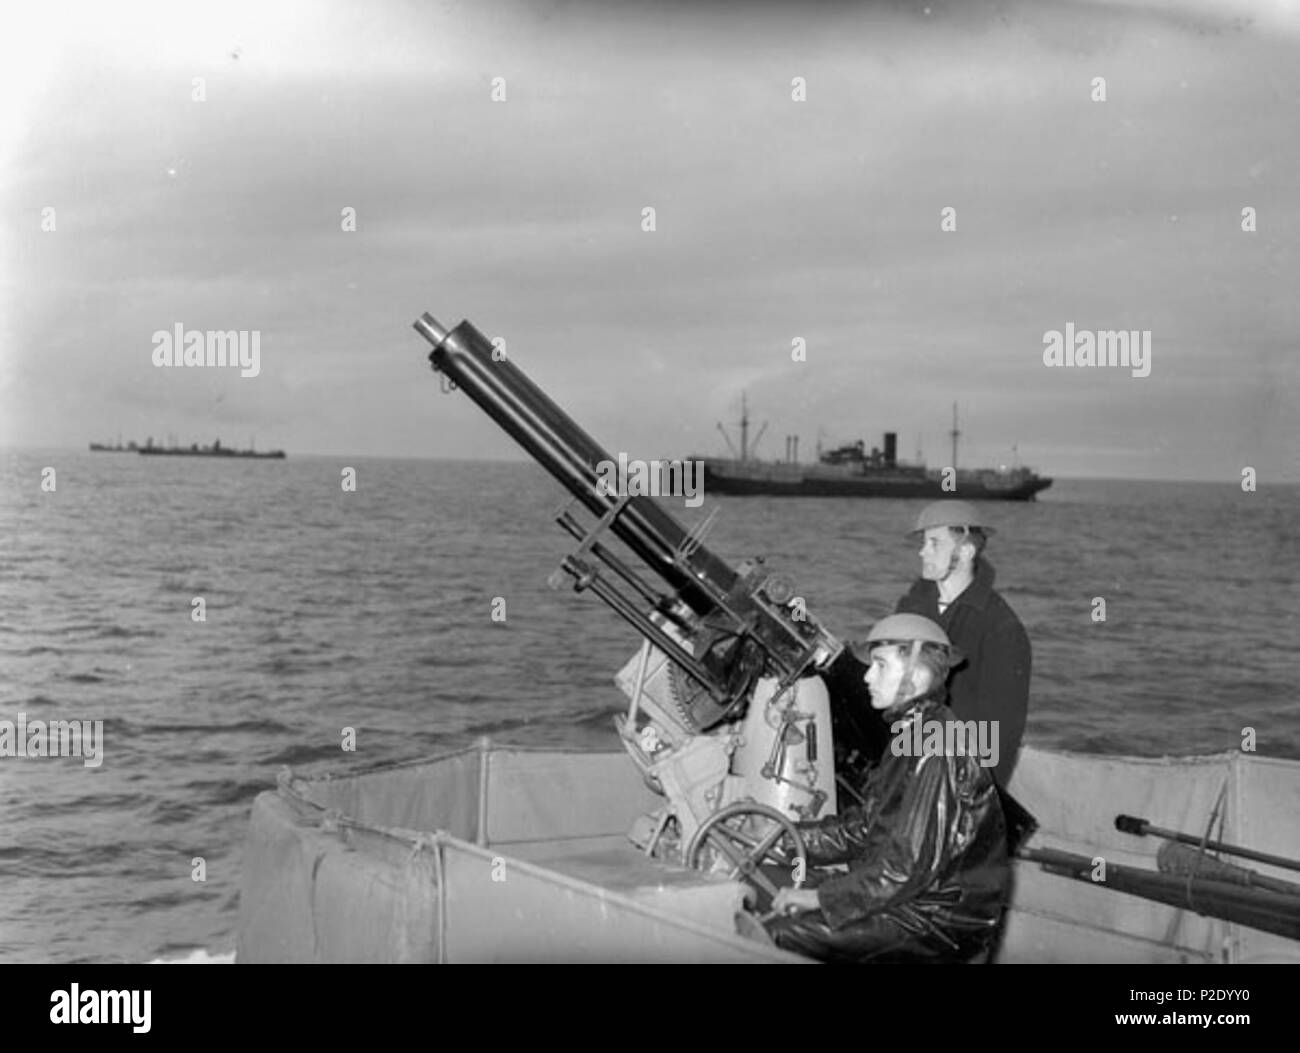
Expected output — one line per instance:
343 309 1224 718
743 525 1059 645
91 436 286 459
88 432 137 453
694 399 1050 501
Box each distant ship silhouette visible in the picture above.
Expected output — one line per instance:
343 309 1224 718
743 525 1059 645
91 437 286 459
697 400 1050 501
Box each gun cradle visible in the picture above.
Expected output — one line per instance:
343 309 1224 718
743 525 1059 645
616 638 838 861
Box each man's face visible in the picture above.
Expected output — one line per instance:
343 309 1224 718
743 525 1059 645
863 646 908 709
918 526 965 582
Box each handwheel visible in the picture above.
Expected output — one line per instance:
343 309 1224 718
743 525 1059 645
684 802 807 905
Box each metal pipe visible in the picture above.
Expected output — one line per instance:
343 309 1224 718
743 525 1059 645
555 511 663 607
1116 814 1300 874
1021 846 1300 942
414 313 450 347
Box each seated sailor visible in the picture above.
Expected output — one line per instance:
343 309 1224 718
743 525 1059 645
763 614 1010 963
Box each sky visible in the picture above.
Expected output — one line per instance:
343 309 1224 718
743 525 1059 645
1 0 1297 481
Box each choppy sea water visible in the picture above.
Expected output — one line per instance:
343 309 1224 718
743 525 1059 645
1 450 1296 963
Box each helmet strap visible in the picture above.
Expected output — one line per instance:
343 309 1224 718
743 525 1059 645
937 527 976 588
946 526 969 578
892 639 924 708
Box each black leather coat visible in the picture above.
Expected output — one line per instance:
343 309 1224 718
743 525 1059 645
764 693 1010 963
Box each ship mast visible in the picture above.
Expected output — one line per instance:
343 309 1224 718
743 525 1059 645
740 392 749 462
950 403 960 472
715 392 768 464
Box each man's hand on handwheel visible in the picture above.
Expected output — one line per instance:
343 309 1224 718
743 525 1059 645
772 887 819 914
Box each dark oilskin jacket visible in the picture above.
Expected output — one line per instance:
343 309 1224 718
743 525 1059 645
765 693 1010 964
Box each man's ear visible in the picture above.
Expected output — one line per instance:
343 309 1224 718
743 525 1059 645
958 534 977 566
907 666 935 699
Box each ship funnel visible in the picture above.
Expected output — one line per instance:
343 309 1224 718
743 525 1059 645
884 431 897 468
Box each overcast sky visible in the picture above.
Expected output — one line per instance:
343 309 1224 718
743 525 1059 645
2 0 1296 480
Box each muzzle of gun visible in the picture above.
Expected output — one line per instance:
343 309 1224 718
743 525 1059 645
415 313 842 730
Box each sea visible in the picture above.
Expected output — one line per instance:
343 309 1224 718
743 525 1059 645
1 449 1296 963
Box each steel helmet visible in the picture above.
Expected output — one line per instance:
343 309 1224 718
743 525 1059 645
857 613 965 666
908 500 995 537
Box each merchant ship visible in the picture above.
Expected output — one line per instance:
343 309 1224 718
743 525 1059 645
694 399 1050 501
136 436 286 459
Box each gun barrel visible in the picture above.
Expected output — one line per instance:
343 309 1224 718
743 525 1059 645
414 314 735 614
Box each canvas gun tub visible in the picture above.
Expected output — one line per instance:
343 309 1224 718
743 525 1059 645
236 741 1300 963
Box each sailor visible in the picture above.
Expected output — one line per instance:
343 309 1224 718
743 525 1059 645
764 614 1011 964
894 500 1032 787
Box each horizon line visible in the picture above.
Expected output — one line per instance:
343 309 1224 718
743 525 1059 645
2 445 1294 487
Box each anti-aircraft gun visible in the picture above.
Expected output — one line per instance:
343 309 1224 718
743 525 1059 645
415 313 845 901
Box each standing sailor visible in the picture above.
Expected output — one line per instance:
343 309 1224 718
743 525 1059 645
895 500 1031 787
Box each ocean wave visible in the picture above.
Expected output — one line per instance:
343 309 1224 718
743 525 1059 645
255 742 346 768
144 799 202 823
563 707 623 729
180 777 269 806
91 625 161 640
13 694 63 709
462 715 533 737
253 655 331 675
127 891 200 914
414 652 481 669
0 840 142 877
133 718 292 736
38 792 144 816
